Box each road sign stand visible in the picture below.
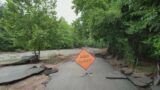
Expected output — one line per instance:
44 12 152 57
81 71 93 77
81 66 93 77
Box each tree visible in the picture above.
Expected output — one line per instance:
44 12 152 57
1 0 59 58
122 0 160 60
0 4 15 51
57 17 74 48
73 0 160 61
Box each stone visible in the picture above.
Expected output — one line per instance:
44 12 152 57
127 76 152 87
151 85 160 90
119 64 129 68
136 76 152 84
43 68 59 76
131 72 145 78
120 68 133 76
153 75 160 86
105 71 127 79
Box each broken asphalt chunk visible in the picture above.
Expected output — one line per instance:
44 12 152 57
151 85 160 90
153 75 160 86
105 71 127 79
127 76 152 87
0 64 44 84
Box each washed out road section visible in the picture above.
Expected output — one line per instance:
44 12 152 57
45 58 138 90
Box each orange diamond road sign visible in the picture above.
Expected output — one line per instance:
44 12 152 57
75 49 95 70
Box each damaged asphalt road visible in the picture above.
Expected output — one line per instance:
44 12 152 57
45 58 138 90
0 64 44 84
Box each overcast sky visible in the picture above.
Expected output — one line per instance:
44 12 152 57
0 0 5 6
56 0 78 24
0 0 78 24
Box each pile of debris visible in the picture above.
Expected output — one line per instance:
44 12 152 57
105 64 160 90
96 50 160 90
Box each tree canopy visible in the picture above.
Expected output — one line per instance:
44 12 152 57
72 0 160 61
0 0 77 56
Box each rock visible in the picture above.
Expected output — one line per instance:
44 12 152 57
128 76 147 87
106 55 113 59
0 64 44 84
145 72 156 79
136 76 152 84
120 68 133 76
127 76 152 87
153 75 160 86
151 85 160 90
105 71 127 79
119 64 129 68
43 68 58 76
131 72 145 78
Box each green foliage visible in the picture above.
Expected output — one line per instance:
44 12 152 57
56 18 74 48
0 29 15 51
72 18 106 48
123 0 160 60
0 0 58 54
0 0 78 52
73 0 160 61
0 5 15 51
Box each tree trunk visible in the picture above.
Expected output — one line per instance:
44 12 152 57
157 63 160 75
34 50 37 56
132 58 138 72
38 45 41 60
38 49 40 59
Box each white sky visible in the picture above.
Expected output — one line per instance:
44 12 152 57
0 0 5 6
0 0 78 24
56 0 78 24
0 0 5 3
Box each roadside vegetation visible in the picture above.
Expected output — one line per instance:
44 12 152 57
0 0 105 55
72 0 160 64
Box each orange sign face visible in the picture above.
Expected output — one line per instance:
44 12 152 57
75 49 95 70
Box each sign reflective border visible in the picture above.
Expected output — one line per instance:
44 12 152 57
75 49 95 70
